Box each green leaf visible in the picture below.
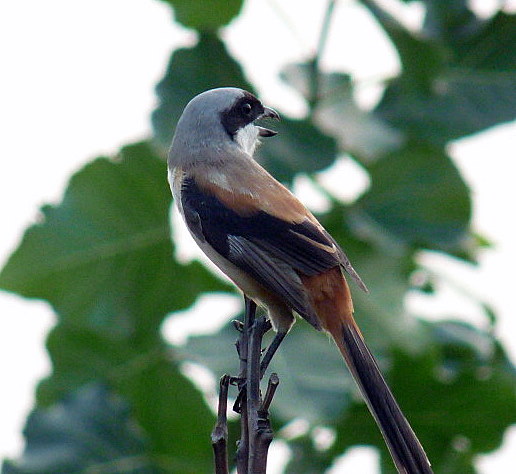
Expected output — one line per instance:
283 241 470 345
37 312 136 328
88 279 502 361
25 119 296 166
37 324 137 405
360 0 446 88
418 0 483 47
0 142 228 332
257 116 338 183
454 12 516 71
35 325 215 472
416 1 516 72
351 142 471 251
376 68 516 144
2 383 155 474
117 353 216 472
152 33 254 146
281 64 403 161
314 74 403 162
375 9 516 143
158 0 244 31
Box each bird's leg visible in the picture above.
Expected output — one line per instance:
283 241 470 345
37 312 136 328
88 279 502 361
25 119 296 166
259 331 287 378
234 300 286 406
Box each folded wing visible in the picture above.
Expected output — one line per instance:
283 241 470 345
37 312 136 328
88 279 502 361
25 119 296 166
180 176 365 327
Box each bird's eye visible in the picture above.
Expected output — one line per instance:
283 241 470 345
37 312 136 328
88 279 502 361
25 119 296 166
241 102 252 115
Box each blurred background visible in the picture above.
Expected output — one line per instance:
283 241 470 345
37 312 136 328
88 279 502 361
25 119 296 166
1 0 515 472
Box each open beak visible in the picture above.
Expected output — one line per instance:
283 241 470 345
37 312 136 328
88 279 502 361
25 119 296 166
257 106 280 137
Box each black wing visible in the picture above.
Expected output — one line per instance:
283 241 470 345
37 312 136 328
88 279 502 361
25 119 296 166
180 176 364 326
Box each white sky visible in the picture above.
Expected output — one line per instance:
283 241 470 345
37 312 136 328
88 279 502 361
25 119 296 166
0 0 515 471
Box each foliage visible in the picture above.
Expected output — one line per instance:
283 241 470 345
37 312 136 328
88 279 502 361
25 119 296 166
1 0 515 472
3 383 153 474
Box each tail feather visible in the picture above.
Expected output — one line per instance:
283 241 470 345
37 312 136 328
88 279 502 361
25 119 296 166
335 322 432 474
300 268 431 472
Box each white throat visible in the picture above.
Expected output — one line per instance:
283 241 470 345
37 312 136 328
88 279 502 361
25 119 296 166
234 123 260 156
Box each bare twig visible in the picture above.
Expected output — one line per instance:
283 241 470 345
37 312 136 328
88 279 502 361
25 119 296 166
235 297 256 473
261 373 280 412
247 316 271 473
215 298 282 473
316 0 336 64
309 0 337 107
211 374 230 474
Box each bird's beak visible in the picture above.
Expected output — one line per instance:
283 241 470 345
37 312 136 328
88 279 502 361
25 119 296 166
262 106 280 120
257 106 280 137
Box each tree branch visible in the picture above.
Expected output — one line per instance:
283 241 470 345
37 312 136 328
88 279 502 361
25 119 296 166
211 374 230 474
247 316 275 473
235 296 256 473
213 297 281 473
309 0 337 107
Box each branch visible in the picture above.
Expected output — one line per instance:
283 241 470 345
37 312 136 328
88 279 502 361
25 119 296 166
211 374 230 474
247 316 275 473
309 0 337 107
235 297 256 473
212 297 281 473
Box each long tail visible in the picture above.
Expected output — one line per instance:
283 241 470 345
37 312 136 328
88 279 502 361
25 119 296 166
301 268 432 473
332 320 432 473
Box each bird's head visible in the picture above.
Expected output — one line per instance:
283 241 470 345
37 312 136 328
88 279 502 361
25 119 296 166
169 87 279 167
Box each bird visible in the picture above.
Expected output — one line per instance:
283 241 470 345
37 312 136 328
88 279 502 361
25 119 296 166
167 87 432 473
